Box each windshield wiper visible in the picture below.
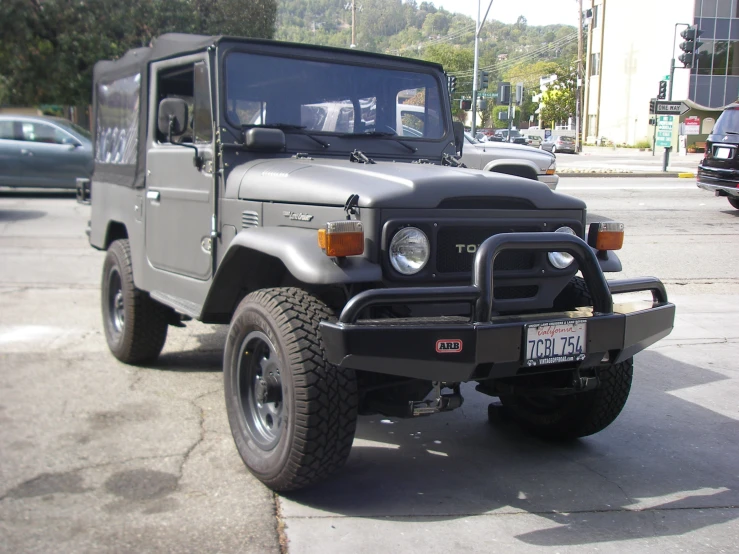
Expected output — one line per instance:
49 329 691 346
721 131 739 135
339 131 417 153
247 123 330 148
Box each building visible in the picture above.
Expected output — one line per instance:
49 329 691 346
583 0 739 146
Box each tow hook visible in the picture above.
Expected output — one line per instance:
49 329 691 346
409 381 463 417
572 368 598 393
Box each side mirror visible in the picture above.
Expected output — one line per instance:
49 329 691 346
452 121 464 156
244 128 286 152
157 98 189 139
62 137 82 148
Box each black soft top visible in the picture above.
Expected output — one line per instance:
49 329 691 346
92 34 444 189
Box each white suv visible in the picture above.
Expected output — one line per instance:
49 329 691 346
460 132 558 190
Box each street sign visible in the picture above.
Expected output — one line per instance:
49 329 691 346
656 116 673 147
684 116 700 135
478 92 498 98
655 101 690 115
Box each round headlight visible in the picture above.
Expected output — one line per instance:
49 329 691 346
389 227 430 275
547 226 577 269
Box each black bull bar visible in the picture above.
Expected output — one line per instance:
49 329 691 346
320 233 676 382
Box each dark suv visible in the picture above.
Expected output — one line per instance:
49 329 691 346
697 103 739 210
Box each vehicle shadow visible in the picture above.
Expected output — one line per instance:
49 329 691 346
142 325 227 372
284 349 739 544
0 189 76 199
0 209 47 222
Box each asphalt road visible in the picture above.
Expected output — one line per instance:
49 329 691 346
1 178 738 553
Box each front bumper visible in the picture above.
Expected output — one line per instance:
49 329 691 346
321 233 675 382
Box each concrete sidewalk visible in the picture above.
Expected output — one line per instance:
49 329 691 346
555 146 702 177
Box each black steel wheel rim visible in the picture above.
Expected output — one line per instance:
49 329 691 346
237 331 285 450
107 268 124 338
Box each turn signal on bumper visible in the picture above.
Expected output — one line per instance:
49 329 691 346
318 220 364 257
587 222 625 251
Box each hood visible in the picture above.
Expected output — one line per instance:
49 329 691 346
228 157 583 210
473 140 555 160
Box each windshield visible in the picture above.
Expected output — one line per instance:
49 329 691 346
224 52 445 140
712 108 739 135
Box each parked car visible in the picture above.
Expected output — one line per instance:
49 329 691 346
494 129 527 144
0 115 93 189
461 132 558 189
696 103 739 210
541 135 576 154
526 135 542 147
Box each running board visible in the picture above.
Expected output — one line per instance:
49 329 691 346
150 291 202 319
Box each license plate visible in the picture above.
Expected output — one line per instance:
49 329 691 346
525 320 586 366
715 147 732 159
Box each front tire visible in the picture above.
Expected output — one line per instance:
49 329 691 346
224 288 358 491
499 358 634 440
101 239 169 364
728 197 739 210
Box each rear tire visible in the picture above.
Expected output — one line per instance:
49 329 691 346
224 287 358 491
728 197 739 210
499 358 634 440
101 239 169 364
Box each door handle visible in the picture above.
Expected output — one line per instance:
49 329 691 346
20 149 33 156
146 190 160 201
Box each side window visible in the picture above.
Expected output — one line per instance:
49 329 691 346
192 62 213 144
157 61 213 144
21 122 67 144
0 120 18 140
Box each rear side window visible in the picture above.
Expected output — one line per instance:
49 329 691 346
0 120 17 140
712 108 739 136
97 73 141 164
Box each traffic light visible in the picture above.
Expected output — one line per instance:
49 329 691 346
649 98 657 114
678 26 704 67
498 82 511 104
460 99 472 110
447 75 457 93
515 83 524 105
479 71 489 90
657 80 667 100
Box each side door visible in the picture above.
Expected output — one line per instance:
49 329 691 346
459 135 483 169
145 57 215 281
18 120 90 188
0 120 22 186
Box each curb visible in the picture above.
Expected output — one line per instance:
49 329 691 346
558 172 684 178
678 172 696 178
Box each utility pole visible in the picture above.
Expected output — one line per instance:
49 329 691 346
576 0 583 153
663 22 690 171
351 0 356 48
471 0 494 136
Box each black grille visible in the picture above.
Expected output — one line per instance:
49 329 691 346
436 226 539 273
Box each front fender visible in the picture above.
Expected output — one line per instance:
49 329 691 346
596 249 622 272
201 227 382 322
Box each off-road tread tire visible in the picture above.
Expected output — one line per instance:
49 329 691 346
500 358 633 440
728 197 739 210
225 287 358 492
102 239 169 364
553 276 592 311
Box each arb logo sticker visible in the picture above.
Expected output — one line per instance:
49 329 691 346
436 339 463 353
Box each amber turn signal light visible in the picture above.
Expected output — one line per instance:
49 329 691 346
587 222 624 251
318 220 364 257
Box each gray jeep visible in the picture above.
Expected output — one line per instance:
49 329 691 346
81 34 675 492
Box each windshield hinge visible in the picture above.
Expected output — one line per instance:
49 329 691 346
349 149 375 164
442 153 467 168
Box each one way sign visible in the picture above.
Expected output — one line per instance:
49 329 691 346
655 101 690 115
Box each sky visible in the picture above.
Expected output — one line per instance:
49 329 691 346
437 0 579 27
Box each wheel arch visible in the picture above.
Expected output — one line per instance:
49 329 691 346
104 220 129 249
201 228 382 322
483 160 540 181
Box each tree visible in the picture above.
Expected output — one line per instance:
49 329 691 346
538 61 577 128
0 0 276 106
